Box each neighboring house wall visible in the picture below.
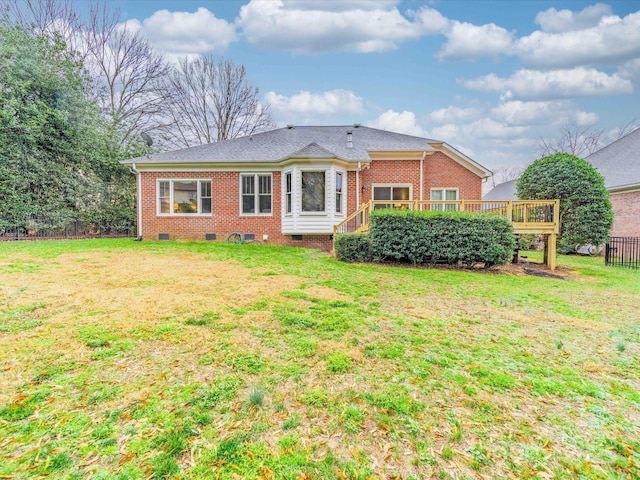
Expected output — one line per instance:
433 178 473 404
610 191 640 237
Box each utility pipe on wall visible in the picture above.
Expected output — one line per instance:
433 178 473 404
130 163 143 239
420 152 425 202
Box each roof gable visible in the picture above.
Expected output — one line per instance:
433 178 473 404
586 128 640 190
482 179 518 200
286 142 338 160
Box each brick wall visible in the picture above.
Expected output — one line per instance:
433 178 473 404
359 154 482 202
137 152 484 250
610 190 640 237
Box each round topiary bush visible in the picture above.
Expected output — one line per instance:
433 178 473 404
517 153 612 252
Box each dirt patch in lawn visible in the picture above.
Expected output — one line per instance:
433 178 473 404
494 259 574 279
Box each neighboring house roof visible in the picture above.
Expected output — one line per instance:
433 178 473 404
586 128 640 192
124 125 491 178
482 179 518 200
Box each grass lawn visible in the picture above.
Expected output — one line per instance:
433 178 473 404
0 239 638 479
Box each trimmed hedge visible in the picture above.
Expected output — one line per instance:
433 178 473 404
334 232 372 262
369 209 516 268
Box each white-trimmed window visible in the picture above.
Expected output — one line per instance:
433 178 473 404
241 174 272 215
284 172 292 214
430 188 458 211
157 179 212 215
372 185 411 210
301 171 326 212
335 172 344 214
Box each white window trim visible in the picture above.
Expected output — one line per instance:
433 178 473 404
156 179 212 216
335 170 345 216
240 173 273 216
430 187 459 211
283 170 293 216
300 169 328 215
430 187 459 200
372 184 413 202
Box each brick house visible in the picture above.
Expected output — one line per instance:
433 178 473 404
123 125 492 249
586 128 640 237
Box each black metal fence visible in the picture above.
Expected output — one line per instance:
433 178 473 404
0 216 135 242
605 237 640 269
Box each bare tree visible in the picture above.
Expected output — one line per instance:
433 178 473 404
488 165 524 189
538 120 639 159
5 1 170 153
613 117 638 139
537 124 605 158
85 3 170 152
5 0 86 57
160 55 274 148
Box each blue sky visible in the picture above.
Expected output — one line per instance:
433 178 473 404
95 0 639 173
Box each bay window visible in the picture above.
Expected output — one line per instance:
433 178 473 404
301 171 325 212
285 172 292 214
335 172 343 214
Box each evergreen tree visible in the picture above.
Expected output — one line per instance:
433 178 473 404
0 22 134 233
517 153 613 252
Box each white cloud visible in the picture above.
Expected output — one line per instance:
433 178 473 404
281 0 401 11
619 58 640 83
573 111 599 126
367 110 427 137
515 10 640 68
237 0 443 54
436 21 514 61
463 67 633 100
491 100 598 127
535 3 613 32
265 89 365 118
429 106 481 124
136 8 236 56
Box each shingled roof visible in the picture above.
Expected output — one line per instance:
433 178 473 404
482 179 518 200
586 128 640 191
123 125 490 177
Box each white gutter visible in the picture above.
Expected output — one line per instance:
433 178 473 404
420 152 425 202
130 163 143 239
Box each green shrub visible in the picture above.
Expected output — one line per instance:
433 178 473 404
334 233 372 262
517 153 612 249
369 209 515 268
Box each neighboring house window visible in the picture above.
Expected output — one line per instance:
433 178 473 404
285 172 292 214
301 171 325 212
431 188 458 211
335 172 343 214
241 174 272 215
157 180 212 215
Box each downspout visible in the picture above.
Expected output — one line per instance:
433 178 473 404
356 161 361 207
130 163 143 239
420 152 425 202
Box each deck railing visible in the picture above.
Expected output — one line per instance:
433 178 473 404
334 199 560 236
333 199 560 270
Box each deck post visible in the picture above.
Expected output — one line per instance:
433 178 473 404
459 200 465 212
506 200 513 222
547 233 557 270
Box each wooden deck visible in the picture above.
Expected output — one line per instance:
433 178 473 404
333 200 560 270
